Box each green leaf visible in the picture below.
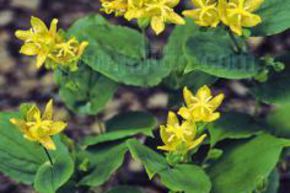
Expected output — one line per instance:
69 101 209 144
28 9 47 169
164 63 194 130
34 136 74 193
251 62 290 105
208 134 290 193
267 103 290 138
0 112 46 184
264 169 279 193
184 24 260 79
68 14 170 87
78 142 128 186
253 0 290 36
208 112 264 146
159 164 211 193
105 186 144 193
82 111 157 147
126 139 168 179
54 64 118 115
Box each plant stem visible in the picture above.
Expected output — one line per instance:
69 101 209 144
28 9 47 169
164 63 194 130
43 147 54 166
228 30 242 53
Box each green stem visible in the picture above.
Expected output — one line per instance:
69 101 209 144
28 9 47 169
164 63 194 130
43 147 54 166
228 30 242 53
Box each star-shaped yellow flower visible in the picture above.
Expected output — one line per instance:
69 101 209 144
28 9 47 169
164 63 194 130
183 0 220 27
10 100 67 150
178 86 224 123
15 16 58 68
218 0 264 35
158 112 207 152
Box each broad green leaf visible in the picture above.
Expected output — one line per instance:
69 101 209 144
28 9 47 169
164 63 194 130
68 14 170 87
251 62 290 105
252 0 290 36
54 64 118 115
78 142 128 186
82 111 157 147
105 186 144 193
0 112 45 184
184 24 260 79
126 139 168 179
208 112 264 146
267 103 290 138
34 136 74 193
159 164 211 193
208 134 290 193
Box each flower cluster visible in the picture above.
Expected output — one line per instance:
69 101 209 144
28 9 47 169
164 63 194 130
100 0 264 36
158 85 224 155
100 0 185 35
183 0 264 36
15 16 88 71
10 100 67 150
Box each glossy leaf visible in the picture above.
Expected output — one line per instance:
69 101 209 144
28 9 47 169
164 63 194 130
208 112 264 146
78 142 128 186
68 14 170 87
54 64 118 115
82 111 157 147
208 134 290 193
253 0 290 36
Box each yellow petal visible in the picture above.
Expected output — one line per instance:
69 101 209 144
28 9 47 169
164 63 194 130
49 18 58 36
36 52 47 68
15 30 32 41
157 144 175 151
77 41 89 57
188 134 207 150
196 85 211 101
27 105 41 122
151 16 165 35
209 93 225 111
160 125 170 144
10 118 27 132
218 0 229 25
165 0 180 7
191 0 204 7
242 13 262 27
245 0 264 12
166 11 185 25
181 121 197 140
183 9 201 20
31 16 48 33
43 99 53 120
183 87 194 107
49 121 67 135
204 112 220 122
178 107 192 120
39 136 56 150
167 111 179 126
19 43 39 56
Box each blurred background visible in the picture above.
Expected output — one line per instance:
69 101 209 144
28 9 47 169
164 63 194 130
0 0 290 192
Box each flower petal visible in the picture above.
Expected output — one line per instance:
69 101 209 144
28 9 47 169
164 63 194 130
183 87 194 107
166 11 185 25
19 43 39 56
183 9 201 20
39 136 56 150
167 111 179 126
205 112 221 122
49 121 67 135
36 52 47 68
178 107 192 121
242 13 262 27
15 30 32 41
49 18 58 36
27 105 41 122
209 93 225 111
196 85 212 101
188 134 207 150
151 16 165 35
31 16 48 33
245 0 264 12
43 99 53 120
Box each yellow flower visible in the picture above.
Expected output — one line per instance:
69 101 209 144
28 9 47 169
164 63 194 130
183 0 220 27
158 112 207 152
48 37 89 71
218 0 263 35
100 0 128 16
15 16 58 69
10 100 67 150
178 86 224 123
